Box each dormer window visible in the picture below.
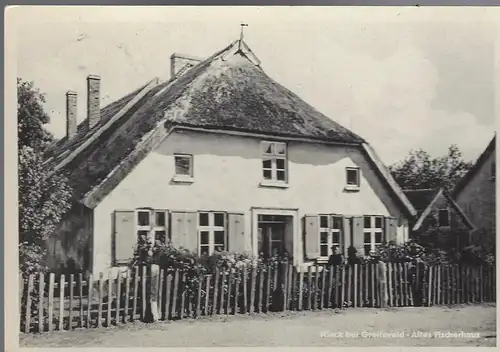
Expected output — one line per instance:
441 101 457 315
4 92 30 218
261 141 288 185
437 208 450 227
173 154 194 183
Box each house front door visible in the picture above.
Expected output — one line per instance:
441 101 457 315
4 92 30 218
257 215 286 258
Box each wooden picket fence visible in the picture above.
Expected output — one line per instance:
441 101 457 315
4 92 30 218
19 262 496 334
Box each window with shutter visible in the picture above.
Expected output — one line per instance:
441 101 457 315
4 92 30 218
318 215 343 258
198 212 227 255
228 213 245 253
113 210 136 265
362 215 384 255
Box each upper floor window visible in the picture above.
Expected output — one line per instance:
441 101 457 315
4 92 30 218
363 215 383 255
437 208 450 227
319 215 343 257
137 208 167 245
261 141 287 183
174 154 193 178
198 212 226 255
346 167 360 189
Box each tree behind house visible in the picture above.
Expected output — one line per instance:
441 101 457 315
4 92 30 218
389 145 473 191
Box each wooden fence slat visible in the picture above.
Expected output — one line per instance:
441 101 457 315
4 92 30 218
454 265 459 305
213 269 220 315
359 264 364 307
263 267 270 312
107 271 113 327
427 266 432 306
353 264 358 307
222 271 228 315
341 266 346 309
38 273 45 333
132 267 138 320
141 267 147 320
47 273 55 332
298 269 304 311
370 264 375 307
171 270 179 319
242 264 248 314
25 274 34 333
346 265 352 308
78 273 84 328
158 269 164 319
124 271 129 323
307 266 313 311
97 273 103 328
438 265 443 305
164 273 172 320
335 266 341 308
327 266 333 309
287 264 293 310
204 275 211 316
180 273 187 318
225 270 232 315
374 263 380 307
387 264 393 306
250 266 257 314
312 265 318 311
258 269 264 312
19 274 24 327
319 266 326 309
234 270 240 315
115 272 122 324
68 273 75 330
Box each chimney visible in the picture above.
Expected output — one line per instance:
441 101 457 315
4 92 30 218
66 91 78 139
170 53 203 79
87 75 101 129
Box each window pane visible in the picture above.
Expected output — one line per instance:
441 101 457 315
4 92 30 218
200 245 210 255
438 210 450 227
320 245 328 257
214 231 225 244
199 213 209 226
137 230 149 243
375 232 382 243
263 169 272 180
175 156 191 176
364 232 371 244
276 158 285 170
262 142 273 154
277 170 286 181
320 216 328 228
320 232 328 244
332 232 340 244
200 231 209 245
275 143 286 155
375 217 383 229
155 212 165 227
346 169 359 185
332 217 342 229
364 216 371 228
214 245 224 253
137 211 150 226
262 159 272 169
364 245 371 256
271 242 283 255
214 213 225 227
155 230 166 244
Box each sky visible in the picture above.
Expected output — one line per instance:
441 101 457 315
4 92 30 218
13 6 498 165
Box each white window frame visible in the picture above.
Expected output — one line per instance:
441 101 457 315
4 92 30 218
437 208 451 228
198 212 226 255
363 215 384 255
261 141 288 184
345 167 361 190
173 154 194 182
136 208 168 245
319 215 343 259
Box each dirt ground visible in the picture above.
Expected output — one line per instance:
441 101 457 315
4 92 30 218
20 303 496 347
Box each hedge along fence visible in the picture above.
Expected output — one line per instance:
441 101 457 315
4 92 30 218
19 262 496 334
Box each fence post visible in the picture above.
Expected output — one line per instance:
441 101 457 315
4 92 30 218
144 264 160 322
377 262 388 308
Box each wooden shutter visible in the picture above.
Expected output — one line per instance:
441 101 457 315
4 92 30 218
170 211 198 253
385 216 398 244
304 215 320 259
352 216 364 255
114 210 136 265
228 213 245 252
342 216 352 254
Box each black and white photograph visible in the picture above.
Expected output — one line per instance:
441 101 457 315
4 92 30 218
7 5 498 348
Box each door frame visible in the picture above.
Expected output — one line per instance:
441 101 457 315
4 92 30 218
251 207 300 266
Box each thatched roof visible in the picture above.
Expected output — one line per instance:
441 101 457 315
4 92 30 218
452 134 496 198
47 39 414 216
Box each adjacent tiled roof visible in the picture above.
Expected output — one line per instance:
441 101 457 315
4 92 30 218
452 134 496 198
